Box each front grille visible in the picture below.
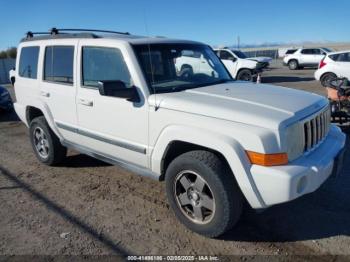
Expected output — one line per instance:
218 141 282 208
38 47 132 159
303 108 331 152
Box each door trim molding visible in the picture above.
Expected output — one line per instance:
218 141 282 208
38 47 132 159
56 121 147 154
61 140 159 180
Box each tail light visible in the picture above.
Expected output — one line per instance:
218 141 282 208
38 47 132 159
319 59 327 69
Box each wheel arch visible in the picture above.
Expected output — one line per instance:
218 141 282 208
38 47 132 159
25 104 62 139
151 125 266 208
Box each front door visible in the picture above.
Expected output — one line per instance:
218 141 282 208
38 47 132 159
76 40 149 167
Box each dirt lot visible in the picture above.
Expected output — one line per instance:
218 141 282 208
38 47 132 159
0 61 349 257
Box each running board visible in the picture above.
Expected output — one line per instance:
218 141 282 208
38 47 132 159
61 140 160 181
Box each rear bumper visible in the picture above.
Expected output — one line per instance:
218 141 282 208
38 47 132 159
250 125 346 207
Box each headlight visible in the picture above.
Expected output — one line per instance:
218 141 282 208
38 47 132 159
285 122 304 161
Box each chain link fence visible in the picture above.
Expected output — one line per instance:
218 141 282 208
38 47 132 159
0 58 15 84
243 49 279 59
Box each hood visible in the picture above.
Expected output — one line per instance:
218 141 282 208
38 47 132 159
149 82 327 130
237 58 258 69
247 57 273 63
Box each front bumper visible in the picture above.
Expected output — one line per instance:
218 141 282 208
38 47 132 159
250 125 346 207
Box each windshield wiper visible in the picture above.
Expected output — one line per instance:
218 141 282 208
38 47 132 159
155 79 234 94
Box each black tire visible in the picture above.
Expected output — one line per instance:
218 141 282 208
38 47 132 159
288 60 299 70
321 73 337 87
29 116 66 166
179 65 194 79
236 69 252 81
165 150 243 237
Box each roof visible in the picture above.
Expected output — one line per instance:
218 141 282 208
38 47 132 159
20 30 204 45
327 49 350 55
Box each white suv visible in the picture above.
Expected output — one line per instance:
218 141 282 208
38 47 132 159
12 29 345 237
283 47 333 70
214 48 263 81
315 50 350 86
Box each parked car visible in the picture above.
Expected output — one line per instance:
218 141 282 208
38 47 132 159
12 28 345 238
213 48 265 81
283 47 333 70
0 85 13 111
230 49 272 65
314 50 350 86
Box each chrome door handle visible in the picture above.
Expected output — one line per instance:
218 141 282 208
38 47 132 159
40 91 50 97
78 98 93 107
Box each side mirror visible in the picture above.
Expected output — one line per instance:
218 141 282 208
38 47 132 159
228 57 237 62
98 80 140 102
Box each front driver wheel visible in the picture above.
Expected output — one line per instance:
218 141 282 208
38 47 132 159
236 69 252 81
165 150 243 238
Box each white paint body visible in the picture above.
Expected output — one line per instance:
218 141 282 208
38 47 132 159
314 50 350 81
13 35 345 209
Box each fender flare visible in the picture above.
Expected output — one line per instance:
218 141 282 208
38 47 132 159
151 125 266 208
25 100 63 140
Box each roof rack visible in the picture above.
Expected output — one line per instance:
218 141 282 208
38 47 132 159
49 28 130 35
25 27 130 39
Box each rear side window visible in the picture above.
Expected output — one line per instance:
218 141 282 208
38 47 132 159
329 52 350 62
19 46 39 79
82 47 131 88
44 46 74 84
286 49 297 54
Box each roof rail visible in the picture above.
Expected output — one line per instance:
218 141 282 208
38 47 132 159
25 27 130 39
50 27 130 35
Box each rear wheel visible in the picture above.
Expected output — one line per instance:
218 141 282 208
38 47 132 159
29 116 67 165
288 60 298 70
321 73 337 87
236 69 252 81
165 150 243 237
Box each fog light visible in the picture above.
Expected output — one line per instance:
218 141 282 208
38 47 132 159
297 176 307 194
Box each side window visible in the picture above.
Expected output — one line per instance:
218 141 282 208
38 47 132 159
313 49 321 55
301 49 312 55
337 52 350 62
19 46 39 79
219 50 234 60
82 47 131 88
44 46 74 84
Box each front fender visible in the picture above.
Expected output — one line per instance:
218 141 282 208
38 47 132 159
151 125 266 208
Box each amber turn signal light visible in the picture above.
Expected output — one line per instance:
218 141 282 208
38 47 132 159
246 151 288 166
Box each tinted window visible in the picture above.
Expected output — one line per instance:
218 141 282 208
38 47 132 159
286 49 297 54
44 46 74 84
19 46 39 79
82 47 131 88
330 52 350 62
301 49 313 54
313 49 321 55
219 50 234 60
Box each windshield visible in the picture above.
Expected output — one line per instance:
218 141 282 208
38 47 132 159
133 43 232 94
231 50 247 59
322 47 333 53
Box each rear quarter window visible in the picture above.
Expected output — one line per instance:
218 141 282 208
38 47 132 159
19 46 40 79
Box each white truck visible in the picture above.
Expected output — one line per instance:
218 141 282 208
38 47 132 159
12 29 345 237
213 48 266 81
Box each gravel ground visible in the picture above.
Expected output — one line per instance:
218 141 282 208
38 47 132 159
0 61 349 257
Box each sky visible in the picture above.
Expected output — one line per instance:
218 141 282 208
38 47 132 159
1 0 349 51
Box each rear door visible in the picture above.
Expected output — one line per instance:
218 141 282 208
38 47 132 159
334 52 350 79
39 40 78 142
